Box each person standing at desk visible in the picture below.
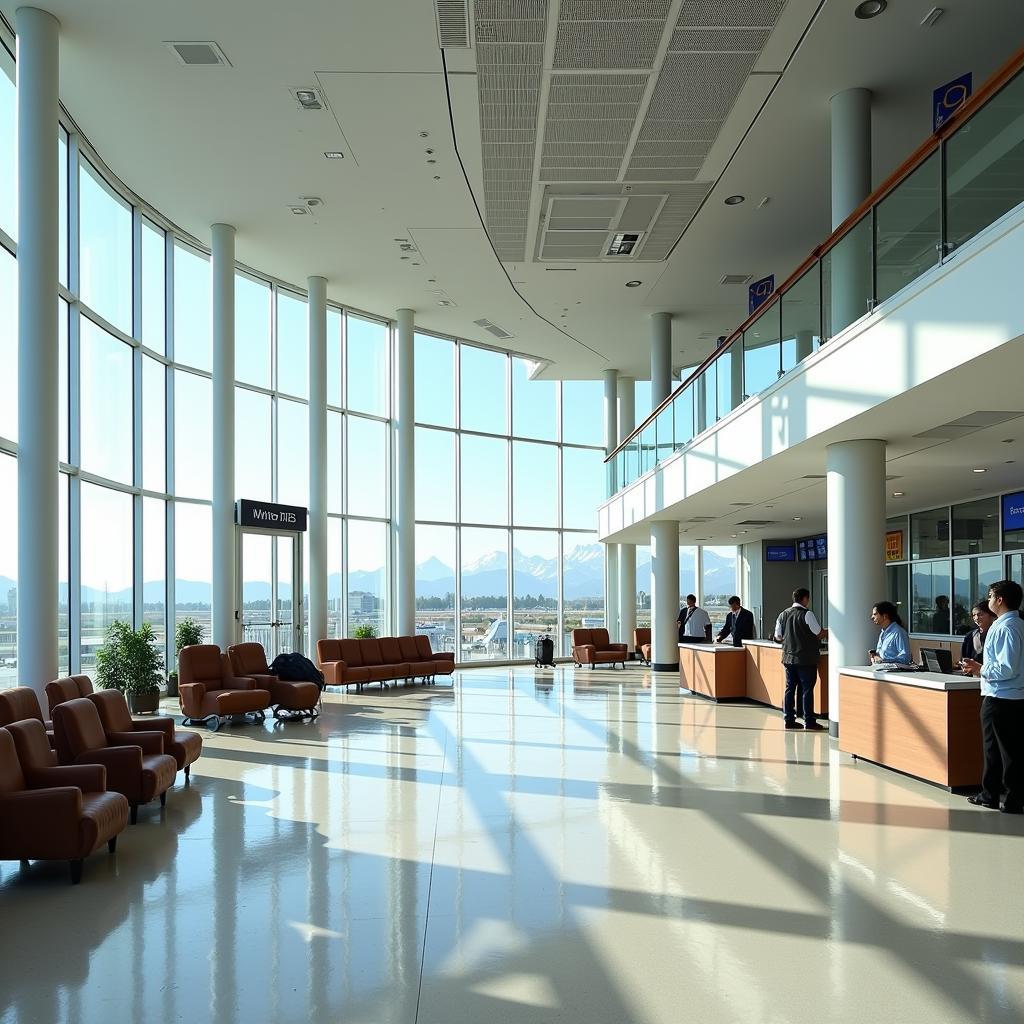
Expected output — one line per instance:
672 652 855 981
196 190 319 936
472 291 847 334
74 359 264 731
716 596 755 647
773 587 827 731
960 600 996 665
962 580 1024 813
869 601 912 665
678 595 711 644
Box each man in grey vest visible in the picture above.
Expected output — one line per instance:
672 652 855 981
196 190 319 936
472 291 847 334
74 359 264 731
773 587 827 731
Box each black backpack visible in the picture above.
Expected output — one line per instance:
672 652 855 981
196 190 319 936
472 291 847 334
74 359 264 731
270 652 326 691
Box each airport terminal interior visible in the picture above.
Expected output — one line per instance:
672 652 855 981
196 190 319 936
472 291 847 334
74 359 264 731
1 1 1024 1021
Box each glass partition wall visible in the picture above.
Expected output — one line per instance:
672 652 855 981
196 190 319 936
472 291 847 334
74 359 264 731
0 41 606 682
609 62 1024 493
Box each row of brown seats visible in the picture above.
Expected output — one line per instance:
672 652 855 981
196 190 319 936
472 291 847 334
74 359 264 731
0 681 202 883
178 643 321 731
316 635 454 691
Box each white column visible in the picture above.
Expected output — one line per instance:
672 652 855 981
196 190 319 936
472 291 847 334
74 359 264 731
830 88 872 334
605 544 619 640
308 277 328 650
696 373 708 433
211 223 236 650
603 369 619 636
729 340 743 408
16 7 60 698
616 376 636 651
650 520 679 670
826 439 886 736
650 313 672 407
603 368 618 493
395 308 416 635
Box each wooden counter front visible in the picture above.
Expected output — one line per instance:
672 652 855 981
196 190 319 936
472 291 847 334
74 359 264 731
838 669 982 789
744 641 829 716
678 644 747 701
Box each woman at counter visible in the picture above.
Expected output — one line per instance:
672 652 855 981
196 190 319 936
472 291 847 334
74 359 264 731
869 602 913 665
960 600 996 665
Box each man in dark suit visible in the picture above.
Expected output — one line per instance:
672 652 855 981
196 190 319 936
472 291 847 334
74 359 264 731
716 596 755 647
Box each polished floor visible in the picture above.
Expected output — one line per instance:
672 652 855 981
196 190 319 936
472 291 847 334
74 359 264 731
2 665 1023 1024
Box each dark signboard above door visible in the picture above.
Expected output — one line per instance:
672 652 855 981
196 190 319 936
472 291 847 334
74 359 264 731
236 499 308 532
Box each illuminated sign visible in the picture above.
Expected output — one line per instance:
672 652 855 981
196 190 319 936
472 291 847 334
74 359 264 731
748 274 775 316
1003 491 1024 532
797 534 827 562
885 530 904 562
933 72 972 132
766 544 796 562
236 499 308 532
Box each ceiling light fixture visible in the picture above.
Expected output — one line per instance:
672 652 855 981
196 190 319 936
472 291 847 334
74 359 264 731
972 467 987 473
289 206 308 215
892 491 904 497
724 195 745 206
324 151 344 159
294 88 322 110
854 0 887 18
920 6 944 27
625 280 642 288
792 516 802 521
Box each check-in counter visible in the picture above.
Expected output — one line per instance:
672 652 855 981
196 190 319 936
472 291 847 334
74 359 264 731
743 639 829 717
678 643 747 700
838 667 982 790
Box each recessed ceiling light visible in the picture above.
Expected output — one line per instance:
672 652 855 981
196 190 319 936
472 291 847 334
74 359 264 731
289 206 308 215
854 0 887 18
419 131 430 138
324 151 344 159
792 516 802 521
972 467 987 473
730 534 738 538
625 280 642 288
724 195 745 206
294 88 322 111
892 491 904 497
433 175 441 180
437 299 453 306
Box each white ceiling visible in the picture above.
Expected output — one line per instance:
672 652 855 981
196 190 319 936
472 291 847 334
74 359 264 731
2 0 1020 377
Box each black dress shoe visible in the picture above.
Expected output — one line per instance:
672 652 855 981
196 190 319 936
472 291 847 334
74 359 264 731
999 803 1024 814
803 722 826 731
967 793 999 808
784 720 802 730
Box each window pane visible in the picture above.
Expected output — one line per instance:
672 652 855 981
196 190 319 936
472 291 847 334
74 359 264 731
58 474 69 675
0 454 15 688
885 563 910 626
513 441 557 527
634 380 652 427
236 388 272 502
823 215 872 339
142 356 166 492
461 526 508 662
235 273 271 388
174 502 211 638
415 525 456 654
0 245 16 441
80 318 133 484
347 519 387 637
562 531 603 655
561 380 603 446
512 530 557 660
703 546 738 635
952 495 999 555
277 290 308 398
0 63 15 240
743 307 780 398
911 506 950 559
460 345 507 434
911 559 951 634
59 298 68 464
512 357 556 441
58 130 67 288
415 333 455 427
143 497 166 644
680 545 698 600
416 427 455 522
562 447 604 530
174 370 212 500
277 399 308 507
141 219 166 352
781 264 821 372
346 315 388 417
346 415 387 518
328 410 342 514
952 555 1002 635
80 483 133 672
328 517 342 638
327 308 342 407
461 434 507 525
173 243 211 371
78 159 132 334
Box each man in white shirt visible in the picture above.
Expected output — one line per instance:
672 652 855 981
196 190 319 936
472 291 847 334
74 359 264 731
677 594 711 644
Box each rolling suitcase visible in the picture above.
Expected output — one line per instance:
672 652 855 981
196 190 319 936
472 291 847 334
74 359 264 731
534 634 555 668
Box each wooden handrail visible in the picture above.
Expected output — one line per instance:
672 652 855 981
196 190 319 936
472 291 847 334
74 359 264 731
606 44 1024 465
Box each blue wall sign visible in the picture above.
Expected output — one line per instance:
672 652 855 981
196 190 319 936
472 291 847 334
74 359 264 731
933 72 972 132
748 275 775 315
1002 491 1024 532
766 544 796 562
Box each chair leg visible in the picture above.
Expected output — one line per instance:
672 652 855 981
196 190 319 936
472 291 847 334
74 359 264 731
130 804 138 825
69 859 84 885
160 791 167 808
184 764 190 782
108 836 117 854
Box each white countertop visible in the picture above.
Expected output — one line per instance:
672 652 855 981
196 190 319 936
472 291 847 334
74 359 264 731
677 643 746 653
743 639 828 653
839 665 981 692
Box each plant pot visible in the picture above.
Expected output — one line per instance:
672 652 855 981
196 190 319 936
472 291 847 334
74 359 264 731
128 691 161 715
166 673 179 699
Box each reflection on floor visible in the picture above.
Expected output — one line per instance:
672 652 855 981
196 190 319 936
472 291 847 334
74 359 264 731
2 664 1023 1024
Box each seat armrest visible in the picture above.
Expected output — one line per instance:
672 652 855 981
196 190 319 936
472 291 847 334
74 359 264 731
433 652 455 662
0 787 82 830
106 730 165 755
76 745 143 774
605 644 628 654
137 717 176 745
27 764 107 794
321 661 347 685
225 675 256 691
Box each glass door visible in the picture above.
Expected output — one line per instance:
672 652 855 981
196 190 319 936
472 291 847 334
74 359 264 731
238 528 303 660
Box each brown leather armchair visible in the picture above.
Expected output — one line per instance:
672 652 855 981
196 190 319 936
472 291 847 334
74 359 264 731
0 722 129 883
178 645 271 731
88 689 203 780
571 628 628 669
0 687 54 746
633 628 652 665
51 698 177 824
227 643 321 720
44 674 94 717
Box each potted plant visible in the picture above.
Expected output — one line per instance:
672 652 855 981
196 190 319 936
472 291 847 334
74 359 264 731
353 624 378 639
167 618 204 698
95 621 165 715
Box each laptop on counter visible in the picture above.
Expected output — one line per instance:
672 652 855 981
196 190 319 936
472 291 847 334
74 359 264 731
921 647 956 674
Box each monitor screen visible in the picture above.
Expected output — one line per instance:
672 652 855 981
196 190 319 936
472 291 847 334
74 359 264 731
921 648 954 674
797 534 827 561
766 544 796 562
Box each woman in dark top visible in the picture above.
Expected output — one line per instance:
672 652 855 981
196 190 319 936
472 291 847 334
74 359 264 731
960 600 996 664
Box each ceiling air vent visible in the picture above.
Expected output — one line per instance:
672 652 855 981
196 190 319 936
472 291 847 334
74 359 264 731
165 41 231 67
435 1 471 48
473 318 513 340
720 274 752 285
